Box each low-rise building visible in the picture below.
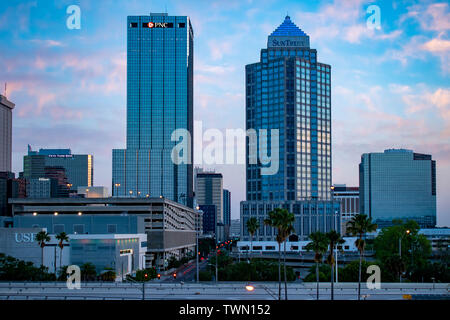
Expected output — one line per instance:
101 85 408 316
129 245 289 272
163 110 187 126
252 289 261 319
9 197 199 270
241 200 341 242
0 227 146 279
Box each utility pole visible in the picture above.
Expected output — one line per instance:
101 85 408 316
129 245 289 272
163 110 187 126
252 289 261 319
335 249 338 283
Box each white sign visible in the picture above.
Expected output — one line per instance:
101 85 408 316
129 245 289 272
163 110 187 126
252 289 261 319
14 233 36 243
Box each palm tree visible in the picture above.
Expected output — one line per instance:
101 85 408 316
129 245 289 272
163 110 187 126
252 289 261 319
55 232 69 275
35 231 50 267
264 208 294 300
305 231 328 300
81 262 97 281
346 214 378 300
326 230 345 300
246 217 259 261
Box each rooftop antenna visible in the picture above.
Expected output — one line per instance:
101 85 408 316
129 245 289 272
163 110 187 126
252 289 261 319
165 4 167 14
4 82 6 97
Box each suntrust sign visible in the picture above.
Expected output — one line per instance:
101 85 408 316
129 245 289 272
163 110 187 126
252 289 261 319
268 36 309 48
14 232 36 243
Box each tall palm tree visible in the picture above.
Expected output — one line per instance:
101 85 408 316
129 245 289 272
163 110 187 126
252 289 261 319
36 231 50 267
326 230 345 300
55 232 69 275
246 217 259 261
305 231 328 300
279 211 294 301
264 208 294 300
346 214 378 300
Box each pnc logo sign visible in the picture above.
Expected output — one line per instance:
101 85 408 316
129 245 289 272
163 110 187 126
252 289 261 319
14 233 36 243
147 22 172 28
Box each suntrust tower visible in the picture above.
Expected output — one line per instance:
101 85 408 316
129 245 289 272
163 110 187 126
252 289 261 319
241 16 340 242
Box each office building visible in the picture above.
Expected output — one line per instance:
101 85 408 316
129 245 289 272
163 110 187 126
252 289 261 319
0 172 23 217
241 200 340 241
112 13 194 207
0 95 14 172
359 149 436 228
230 219 241 238
223 189 231 239
245 16 332 202
10 197 198 269
23 146 93 191
332 184 359 235
196 172 223 240
241 16 337 243
223 189 231 226
199 204 216 235
27 178 57 198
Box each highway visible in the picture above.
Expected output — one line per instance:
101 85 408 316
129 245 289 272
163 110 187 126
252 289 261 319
0 282 448 300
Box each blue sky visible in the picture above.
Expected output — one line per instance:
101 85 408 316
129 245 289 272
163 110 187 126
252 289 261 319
1 0 449 225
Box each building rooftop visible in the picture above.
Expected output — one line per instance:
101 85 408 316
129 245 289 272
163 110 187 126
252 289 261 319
0 94 15 110
270 15 308 37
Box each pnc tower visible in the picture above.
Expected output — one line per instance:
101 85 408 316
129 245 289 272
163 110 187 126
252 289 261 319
112 13 194 207
245 16 332 202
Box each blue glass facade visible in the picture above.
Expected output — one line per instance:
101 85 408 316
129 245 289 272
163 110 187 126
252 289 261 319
246 16 332 202
359 149 437 228
113 14 194 207
199 204 216 235
223 189 231 226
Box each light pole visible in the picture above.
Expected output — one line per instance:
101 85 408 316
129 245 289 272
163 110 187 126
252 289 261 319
114 183 120 197
399 229 410 282
196 206 200 283
129 190 133 198
335 248 338 283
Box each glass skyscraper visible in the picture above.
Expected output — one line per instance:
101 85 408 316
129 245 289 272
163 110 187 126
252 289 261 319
245 16 332 202
241 16 339 242
359 149 437 228
112 13 194 207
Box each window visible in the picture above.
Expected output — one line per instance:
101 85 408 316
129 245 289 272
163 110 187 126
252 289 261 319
178 23 185 28
73 224 85 234
107 224 117 233
53 224 64 234
129 22 137 28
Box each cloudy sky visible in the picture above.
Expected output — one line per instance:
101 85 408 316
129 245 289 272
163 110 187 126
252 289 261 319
1 0 449 225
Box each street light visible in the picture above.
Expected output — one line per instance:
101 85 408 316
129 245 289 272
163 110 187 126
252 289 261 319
245 284 255 292
129 190 133 197
114 183 120 197
399 229 411 282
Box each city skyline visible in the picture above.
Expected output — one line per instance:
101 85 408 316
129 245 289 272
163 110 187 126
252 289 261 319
1 0 449 225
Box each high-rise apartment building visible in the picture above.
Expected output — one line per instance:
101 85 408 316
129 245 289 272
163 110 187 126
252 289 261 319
112 13 194 207
0 95 14 172
245 16 332 202
359 149 436 228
